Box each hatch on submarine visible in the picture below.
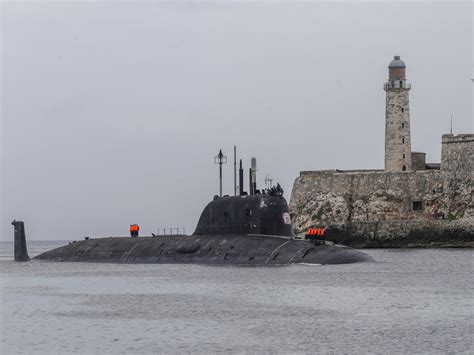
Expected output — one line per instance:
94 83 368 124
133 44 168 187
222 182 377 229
13 150 373 265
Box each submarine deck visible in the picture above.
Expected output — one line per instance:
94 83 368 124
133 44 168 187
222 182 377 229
35 234 372 265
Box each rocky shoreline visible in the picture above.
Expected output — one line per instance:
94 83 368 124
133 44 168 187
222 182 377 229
323 219 474 248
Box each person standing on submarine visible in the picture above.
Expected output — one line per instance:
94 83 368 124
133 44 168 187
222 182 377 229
130 224 139 237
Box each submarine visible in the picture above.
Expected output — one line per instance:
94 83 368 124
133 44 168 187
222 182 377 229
12 155 372 265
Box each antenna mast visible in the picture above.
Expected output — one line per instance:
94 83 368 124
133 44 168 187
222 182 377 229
233 145 237 196
265 175 273 189
214 149 227 197
450 114 453 135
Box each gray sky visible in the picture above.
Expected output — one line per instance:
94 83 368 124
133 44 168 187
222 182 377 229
1 1 472 241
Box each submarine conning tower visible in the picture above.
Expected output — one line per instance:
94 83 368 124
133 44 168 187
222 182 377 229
193 194 294 237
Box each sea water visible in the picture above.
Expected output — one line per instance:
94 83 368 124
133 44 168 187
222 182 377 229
0 241 472 354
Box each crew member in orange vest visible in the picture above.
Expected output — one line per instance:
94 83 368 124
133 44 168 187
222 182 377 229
130 224 139 238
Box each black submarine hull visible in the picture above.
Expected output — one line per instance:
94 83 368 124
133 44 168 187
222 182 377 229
20 194 373 265
34 234 372 265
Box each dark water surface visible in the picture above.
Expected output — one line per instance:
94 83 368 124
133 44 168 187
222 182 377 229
0 241 472 354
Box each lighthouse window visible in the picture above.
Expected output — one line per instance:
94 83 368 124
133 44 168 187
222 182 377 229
399 80 403 88
403 154 406 159
401 108 404 113
401 123 405 128
402 138 405 143
412 201 423 211
402 165 407 171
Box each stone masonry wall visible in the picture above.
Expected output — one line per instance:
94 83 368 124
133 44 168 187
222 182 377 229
441 134 474 180
411 152 426 171
290 170 471 229
289 169 473 246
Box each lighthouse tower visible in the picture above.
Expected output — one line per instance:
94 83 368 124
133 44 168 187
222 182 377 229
384 56 412 172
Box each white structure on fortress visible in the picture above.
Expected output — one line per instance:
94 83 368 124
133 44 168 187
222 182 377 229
383 56 472 174
384 56 412 172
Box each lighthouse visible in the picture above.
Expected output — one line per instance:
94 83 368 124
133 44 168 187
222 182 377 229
384 56 412 172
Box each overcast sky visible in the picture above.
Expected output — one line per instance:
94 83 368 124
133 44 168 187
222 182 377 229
1 1 472 241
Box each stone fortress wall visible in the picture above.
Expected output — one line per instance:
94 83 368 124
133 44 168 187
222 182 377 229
291 136 473 224
290 135 473 247
289 57 473 247
441 134 473 179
